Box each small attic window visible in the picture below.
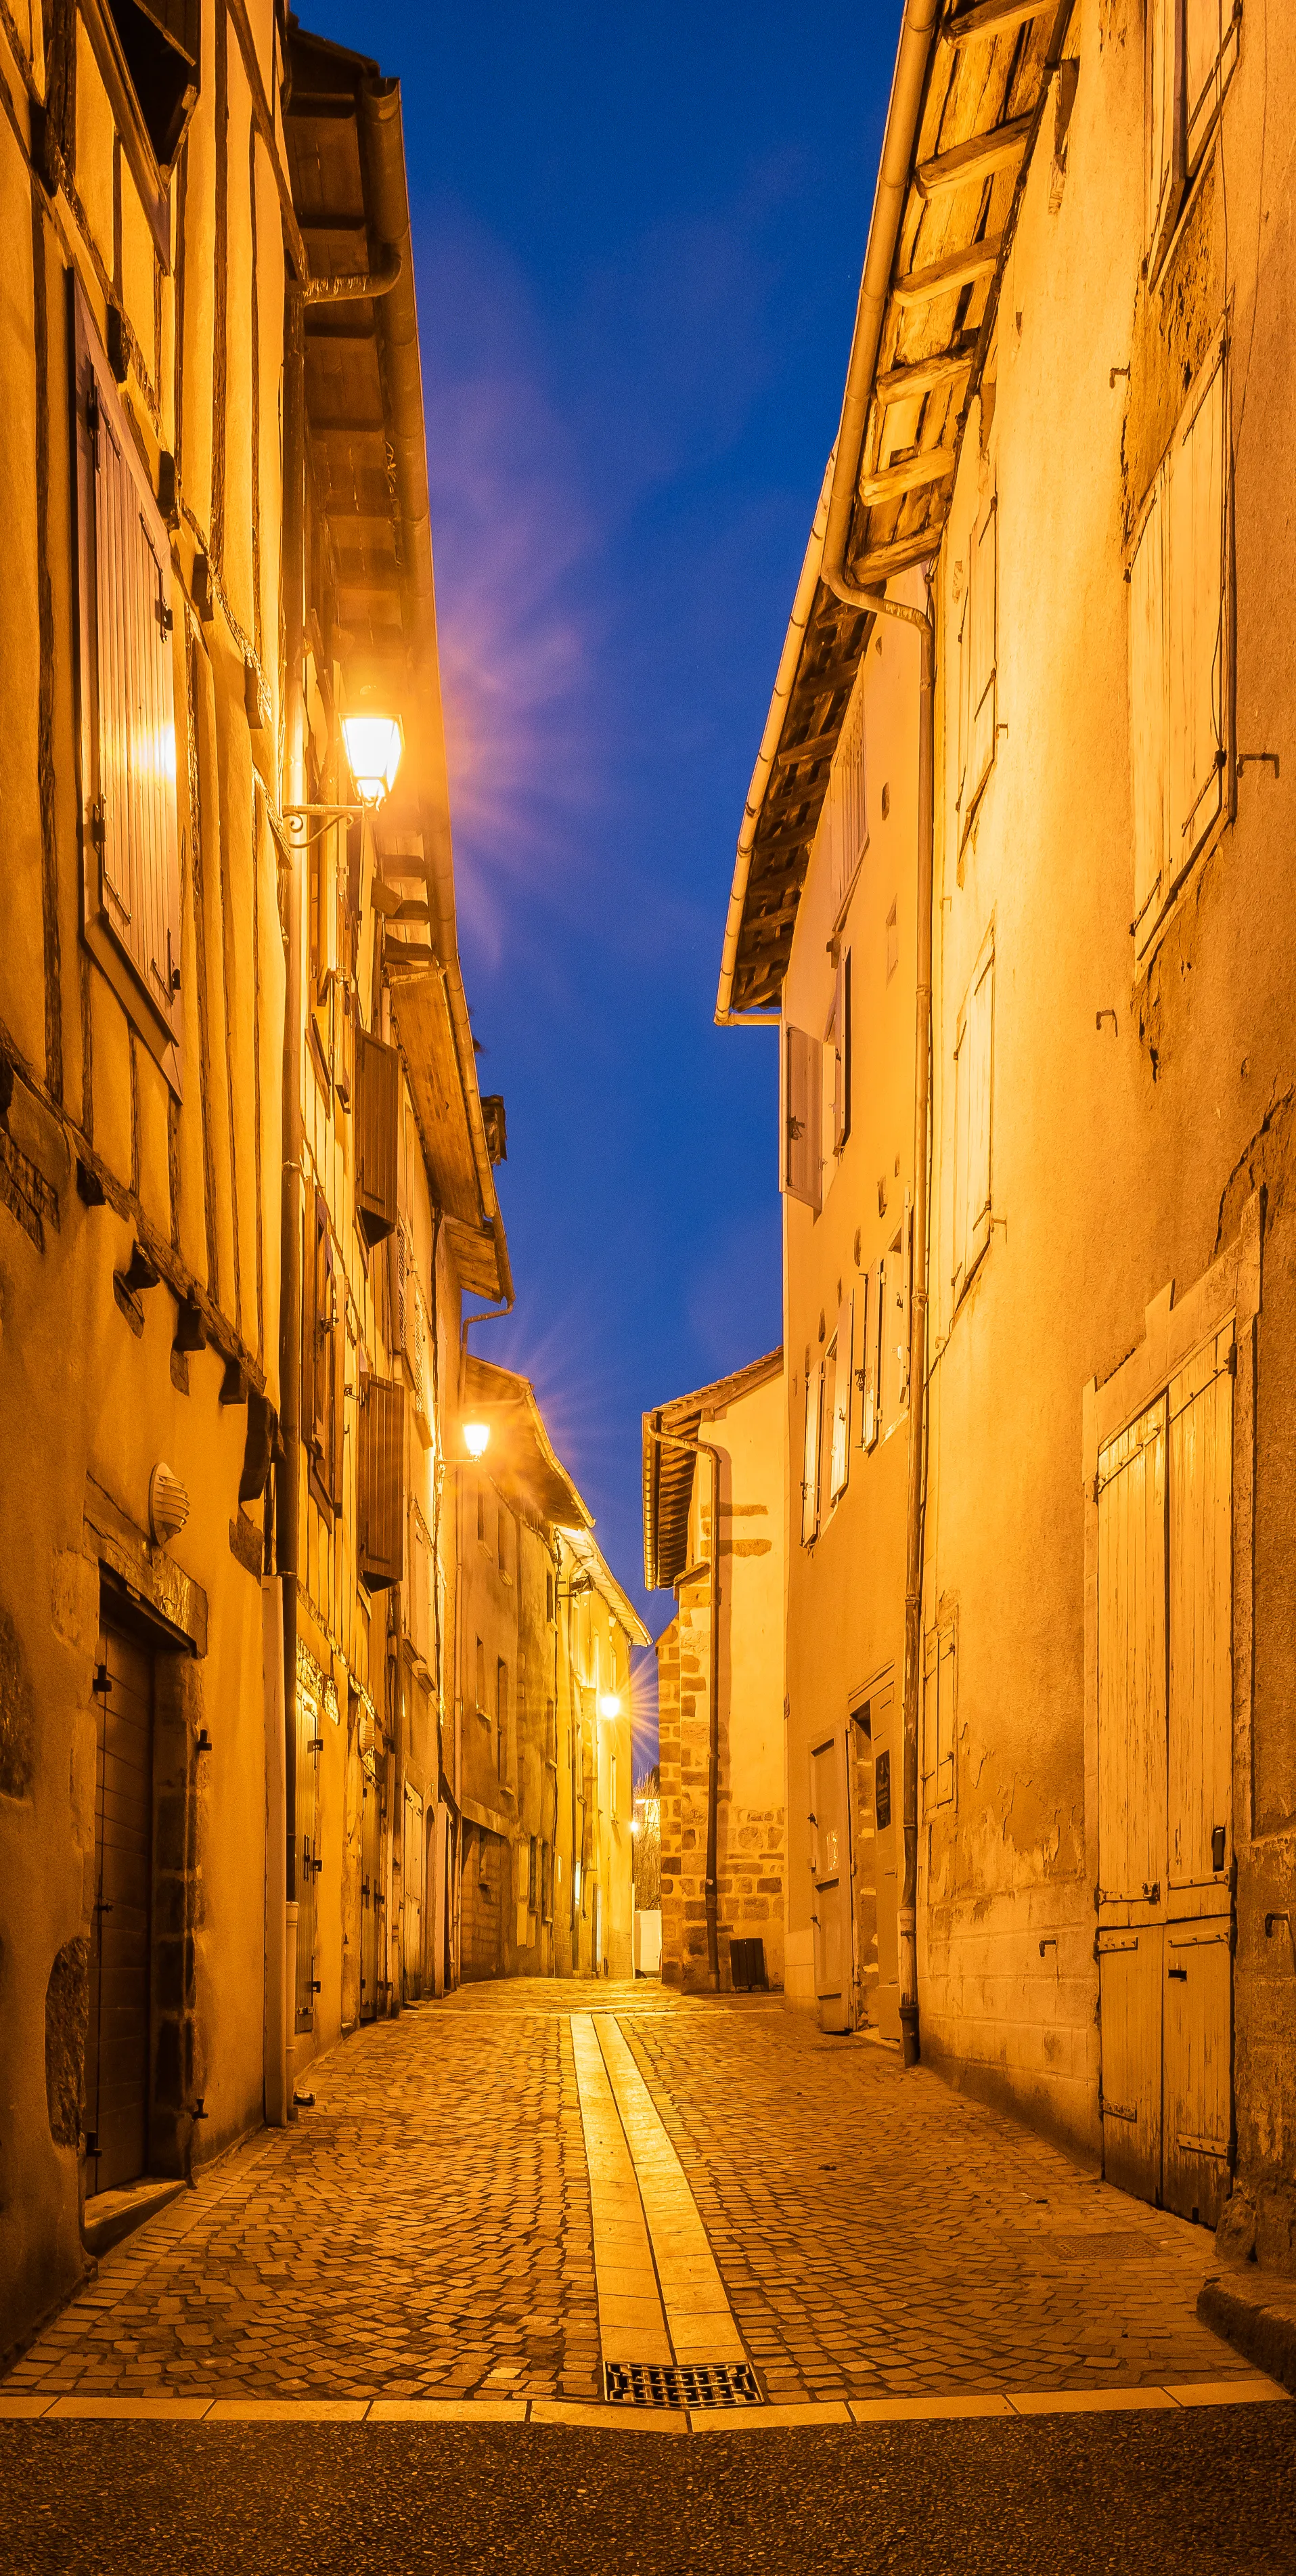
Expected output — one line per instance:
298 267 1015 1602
108 0 201 171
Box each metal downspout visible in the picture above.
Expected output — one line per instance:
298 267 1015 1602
278 287 307 2117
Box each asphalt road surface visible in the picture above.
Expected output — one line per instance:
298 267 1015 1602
3 2411 1292 2575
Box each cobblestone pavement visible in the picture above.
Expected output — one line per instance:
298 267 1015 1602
7 1986 1249 2407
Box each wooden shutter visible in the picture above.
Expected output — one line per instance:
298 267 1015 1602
74 280 182 1068
782 1026 822 1210
355 1028 399 1246
841 951 853 1150
968 944 993 1277
1097 1398 1168 1911
883 1214 912 1424
1185 0 1238 173
826 684 867 917
1167 1331 1233 1892
303 1191 331 1474
801 1364 821 1546
359 1376 404 1590
968 498 998 816
956 590 969 816
857 1269 878 1451
475 1635 486 1713
829 1293 852 1500
1146 0 1183 272
922 1625 956 1810
1130 480 1169 957
1168 349 1227 878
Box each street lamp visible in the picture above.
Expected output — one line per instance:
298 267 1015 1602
598 1692 621 1720
462 1420 490 1461
340 711 404 806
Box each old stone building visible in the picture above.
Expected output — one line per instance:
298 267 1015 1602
718 0 1296 2258
644 1353 786 1993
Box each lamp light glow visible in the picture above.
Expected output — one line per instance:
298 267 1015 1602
341 711 404 805
598 1691 621 1720
462 1420 490 1461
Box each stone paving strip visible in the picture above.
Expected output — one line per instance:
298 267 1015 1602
0 2378 1286 2432
570 2014 673 2370
589 2015 746 2374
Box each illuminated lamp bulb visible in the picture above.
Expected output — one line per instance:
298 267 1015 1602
462 1420 490 1461
598 1692 621 1720
340 710 404 806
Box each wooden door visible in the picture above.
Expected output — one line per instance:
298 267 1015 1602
359 1764 380 2021
86 1623 154 2194
294 1681 321 2033
809 1732 850 2032
1165 1336 1234 2223
1096 1396 1167 2206
403 1784 423 1999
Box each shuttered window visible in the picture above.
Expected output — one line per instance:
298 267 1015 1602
823 682 868 920
73 280 182 1085
355 1027 399 1246
829 1293 852 1501
953 933 995 1307
359 1376 404 1590
882 1214 912 1425
801 1363 822 1546
1129 341 1230 966
828 953 853 1160
305 1190 344 1513
958 497 998 842
857 1267 880 1453
782 1026 822 1211
1147 0 1241 274
922 1621 957 1812
497 1660 509 1785
407 1501 434 1667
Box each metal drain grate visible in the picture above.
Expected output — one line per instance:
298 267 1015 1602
606 2361 763 2411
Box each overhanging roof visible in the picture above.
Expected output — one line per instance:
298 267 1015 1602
464 1356 594 1532
642 1349 783 1591
717 0 1071 1020
284 24 511 1305
560 1527 651 1652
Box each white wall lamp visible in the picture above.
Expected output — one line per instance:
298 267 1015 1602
282 704 405 848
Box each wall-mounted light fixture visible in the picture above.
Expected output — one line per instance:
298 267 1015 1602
341 711 404 806
149 1462 189 1547
462 1420 491 1461
598 1692 622 1720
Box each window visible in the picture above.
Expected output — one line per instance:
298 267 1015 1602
305 1191 344 1513
358 1376 403 1589
1128 339 1230 968
541 1841 554 1925
474 1636 486 1715
857 1269 880 1454
528 1835 538 1913
1147 0 1241 277
496 1659 508 1783
826 953 853 1165
828 1293 852 1502
545 1697 556 1762
106 1 201 169
72 280 183 1091
782 1024 822 1213
823 680 868 919
546 1570 555 1624
957 496 998 842
801 1363 822 1546
355 1030 399 1246
476 1483 486 1545
881 1218 912 1428
922 1621 957 1812
952 932 995 1307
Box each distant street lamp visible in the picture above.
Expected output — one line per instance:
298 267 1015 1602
462 1420 491 1461
598 1692 621 1720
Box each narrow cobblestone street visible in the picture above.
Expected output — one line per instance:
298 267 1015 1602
5 1989 1264 2413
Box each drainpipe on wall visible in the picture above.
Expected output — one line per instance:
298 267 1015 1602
646 1422 723 1992
277 286 307 2121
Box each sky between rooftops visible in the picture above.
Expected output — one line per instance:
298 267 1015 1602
303 1 892 1732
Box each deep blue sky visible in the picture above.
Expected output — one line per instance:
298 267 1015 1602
307 3 892 1723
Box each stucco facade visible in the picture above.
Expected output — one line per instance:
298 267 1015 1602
645 1352 786 1993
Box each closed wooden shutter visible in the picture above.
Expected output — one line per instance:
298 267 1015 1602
1130 481 1169 955
954 940 993 1302
968 498 998 814
359 1376 404 1590
1169 350 1227 875
956 590 969 816
1146 0 1182 270
882 1213 912 1424
355 1028 399 1246
74 281 181 1069
862 1262 882 1449
922 1623 956 1811
801 1363 821 1545
1167 1332 1232 1893
1185 0 1239 173
782 1026 822 1210
829 1292 852 1499
826 684 868 918
1098 1398 1168 1911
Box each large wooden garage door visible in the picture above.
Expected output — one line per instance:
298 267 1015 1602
1096 1330 1234 2225
86 1621 154 2194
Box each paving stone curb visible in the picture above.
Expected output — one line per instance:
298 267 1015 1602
1199 2275 1296 2397
1 2378 1287 2431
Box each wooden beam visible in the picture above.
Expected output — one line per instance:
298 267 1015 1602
943 0 1054 42
860 446 958 506
774 724 845 770
794 651 867 697
875 347 977 408
892 235 1003 308
847 525 946 587
917 113 1033 199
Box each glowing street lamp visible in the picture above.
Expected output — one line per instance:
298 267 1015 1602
462 1420 491 1461
340 710 404 806
598 1691 621 1720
